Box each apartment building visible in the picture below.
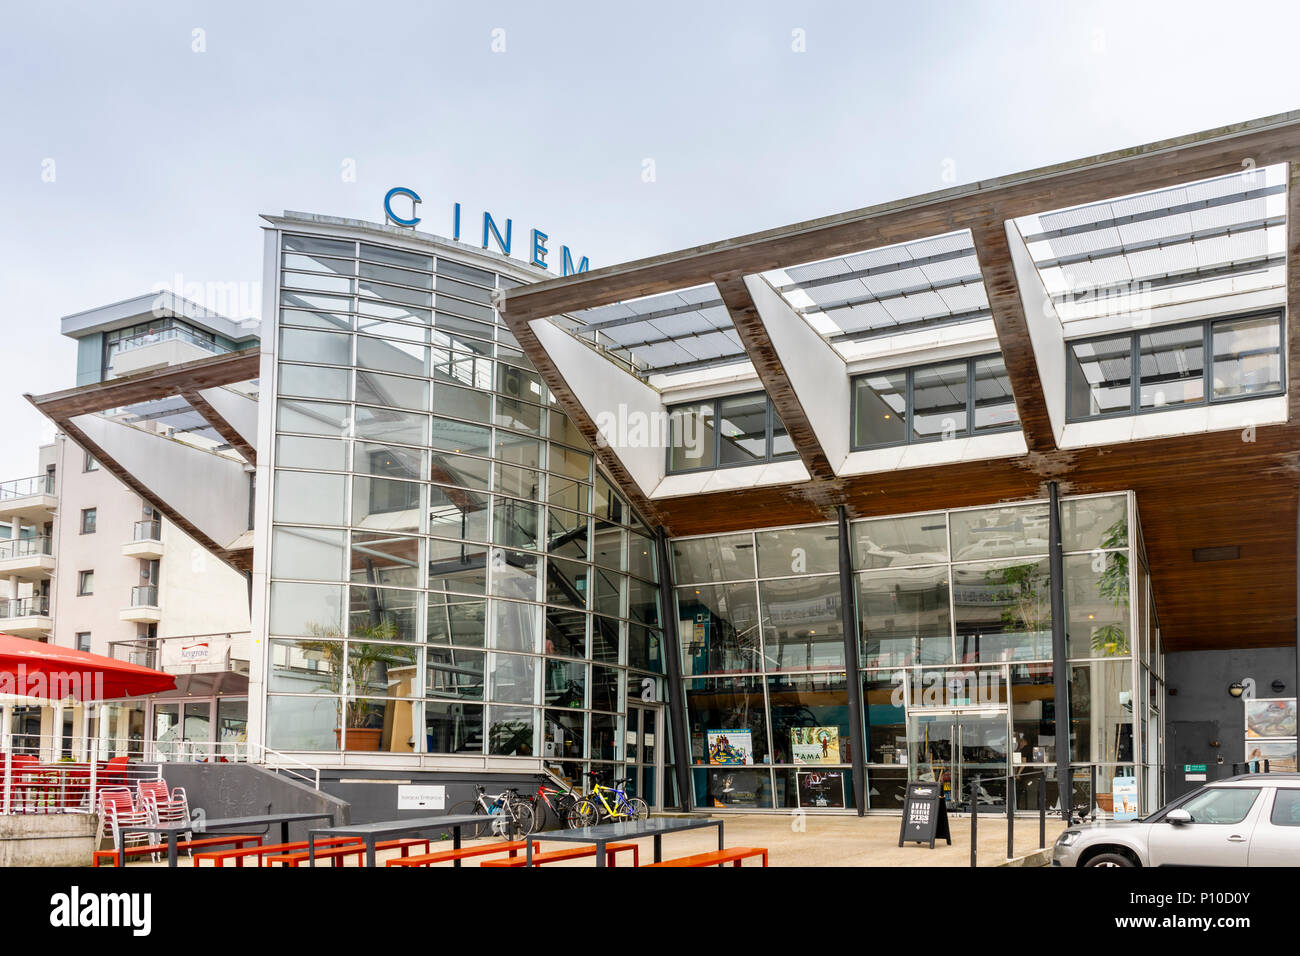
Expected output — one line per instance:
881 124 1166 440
1 292 259 761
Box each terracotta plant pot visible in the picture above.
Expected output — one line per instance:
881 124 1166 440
335 728 383 751
1095 793 1115 813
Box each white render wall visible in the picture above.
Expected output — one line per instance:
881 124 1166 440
49 434 250 657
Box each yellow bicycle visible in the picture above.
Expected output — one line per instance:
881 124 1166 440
567 771 650 827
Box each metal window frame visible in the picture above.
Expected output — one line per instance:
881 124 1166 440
665 391 800 475
1063 308 1287 423
849 353 1020 452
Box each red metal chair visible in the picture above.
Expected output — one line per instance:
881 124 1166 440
100 788 153 857
138 780 192 847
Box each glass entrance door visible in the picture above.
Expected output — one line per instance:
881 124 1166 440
907 709 1009 809
625 704 663 809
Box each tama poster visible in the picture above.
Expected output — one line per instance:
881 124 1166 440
791 726 841 764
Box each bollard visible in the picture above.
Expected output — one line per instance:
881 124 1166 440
970 775 979 868
1089 765 1097 821
1265 759 1271 773
1039 769 1047 849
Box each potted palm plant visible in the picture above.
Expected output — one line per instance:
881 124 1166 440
301 619 410 751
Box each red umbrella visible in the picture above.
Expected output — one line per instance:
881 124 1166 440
0 634 176 701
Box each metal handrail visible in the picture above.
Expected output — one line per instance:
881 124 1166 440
0 474 55 500
133 519 162 542
0 536 52 560
252 743 322 790
130 585 159 607
0 595 51 618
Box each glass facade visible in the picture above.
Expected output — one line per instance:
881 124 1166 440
672 492 1162 814
1066 311 1284 420
851 354 1019 450
263 232 665 796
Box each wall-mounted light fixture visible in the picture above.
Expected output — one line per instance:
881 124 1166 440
1272 680 1287 694
1227 681 1246 698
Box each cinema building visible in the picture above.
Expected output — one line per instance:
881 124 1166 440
19 113 1300 818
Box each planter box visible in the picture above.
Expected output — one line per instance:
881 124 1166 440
0 813 100 867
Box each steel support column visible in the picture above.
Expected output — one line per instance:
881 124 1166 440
837 505 868 816
655 526 693 812
1048 481 1072 821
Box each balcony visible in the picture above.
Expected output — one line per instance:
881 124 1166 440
0 595 53 638
121 519 164 560
0 535 55 580
109 631 251 677
0 474 57 522
118 584 161 624
109 326 230 379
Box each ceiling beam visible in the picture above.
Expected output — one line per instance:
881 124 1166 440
495 314 664 526
180 388 256 466
971 221 1058 453
499 113 1300 324
714 273 837 481
29 349 260 418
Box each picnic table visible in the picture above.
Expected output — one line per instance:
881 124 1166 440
118 811 335 867
306 814 486 868
524 817 723 867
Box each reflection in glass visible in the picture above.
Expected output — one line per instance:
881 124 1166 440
677 583 761 675
1139 324 1204 409
756 525 838 577
759 576 844 671
858 567 951 667
912 362 967 440
1212 315 1282 399
853 371 906 447
853 512 948 568
953 559 1053 662
673 533 755 584
1068 335 1132 418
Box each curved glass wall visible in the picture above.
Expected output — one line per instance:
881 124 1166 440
264 234 664 793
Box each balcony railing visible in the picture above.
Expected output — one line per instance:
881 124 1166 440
108 631 251 677
133 519 162 542
130 585 159 607
0 596 50 619
114 326 228 358
0 474 55 501
0 536 52 561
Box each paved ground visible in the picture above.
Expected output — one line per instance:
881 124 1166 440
134 812 1068 867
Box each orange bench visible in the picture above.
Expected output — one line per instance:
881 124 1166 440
386 840 539 866
264 837 431 867
643 846 768 867
480 842 639 867
93 834 263 867
193 836 361 867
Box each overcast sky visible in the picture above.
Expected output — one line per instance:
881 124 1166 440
2 0 1299 477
